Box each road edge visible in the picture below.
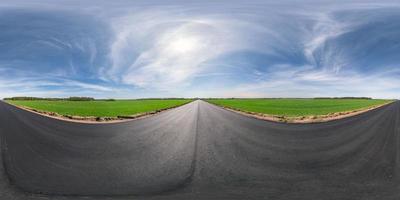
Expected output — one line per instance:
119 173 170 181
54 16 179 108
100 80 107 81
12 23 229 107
205 100 396 124
0 100 193 124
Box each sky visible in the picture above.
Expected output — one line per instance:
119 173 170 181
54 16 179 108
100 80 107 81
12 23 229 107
0 0 399 99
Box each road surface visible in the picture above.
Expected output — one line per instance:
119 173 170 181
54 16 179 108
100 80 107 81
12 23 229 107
0 100 399 200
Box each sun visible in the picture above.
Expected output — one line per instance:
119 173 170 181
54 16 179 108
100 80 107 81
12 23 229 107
169 37 200 53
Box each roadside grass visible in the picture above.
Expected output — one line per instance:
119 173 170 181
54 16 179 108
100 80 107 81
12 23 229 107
206 99 394 117
6 99 192 117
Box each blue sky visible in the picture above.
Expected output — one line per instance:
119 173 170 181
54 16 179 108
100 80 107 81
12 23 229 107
0 0 399 99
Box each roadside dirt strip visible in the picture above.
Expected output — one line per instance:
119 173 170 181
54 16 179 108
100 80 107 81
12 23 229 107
217 101 394 123
2 100 192 124
0 100 399 200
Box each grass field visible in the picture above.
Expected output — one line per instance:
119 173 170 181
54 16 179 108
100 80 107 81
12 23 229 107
6 99 192 117
207 99 393 117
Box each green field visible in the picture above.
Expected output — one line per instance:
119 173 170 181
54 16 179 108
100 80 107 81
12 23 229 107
6 99 192 117
207 99 393 117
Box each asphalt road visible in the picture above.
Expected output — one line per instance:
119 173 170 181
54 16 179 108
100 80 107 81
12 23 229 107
0 100 399 200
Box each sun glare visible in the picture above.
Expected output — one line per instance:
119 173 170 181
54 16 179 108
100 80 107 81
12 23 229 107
169 37 200 53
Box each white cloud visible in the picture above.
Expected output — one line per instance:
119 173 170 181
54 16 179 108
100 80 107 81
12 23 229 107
303 14 349 72
219 67 400 99
0 76 114 98
105 9 269 91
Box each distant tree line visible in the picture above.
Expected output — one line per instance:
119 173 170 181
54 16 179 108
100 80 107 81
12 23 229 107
313 97 372 100
205 97 373 100
3 97 193 101
3 97 95 101
136 98 190 100
68 97 95 101
96 98 116 101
